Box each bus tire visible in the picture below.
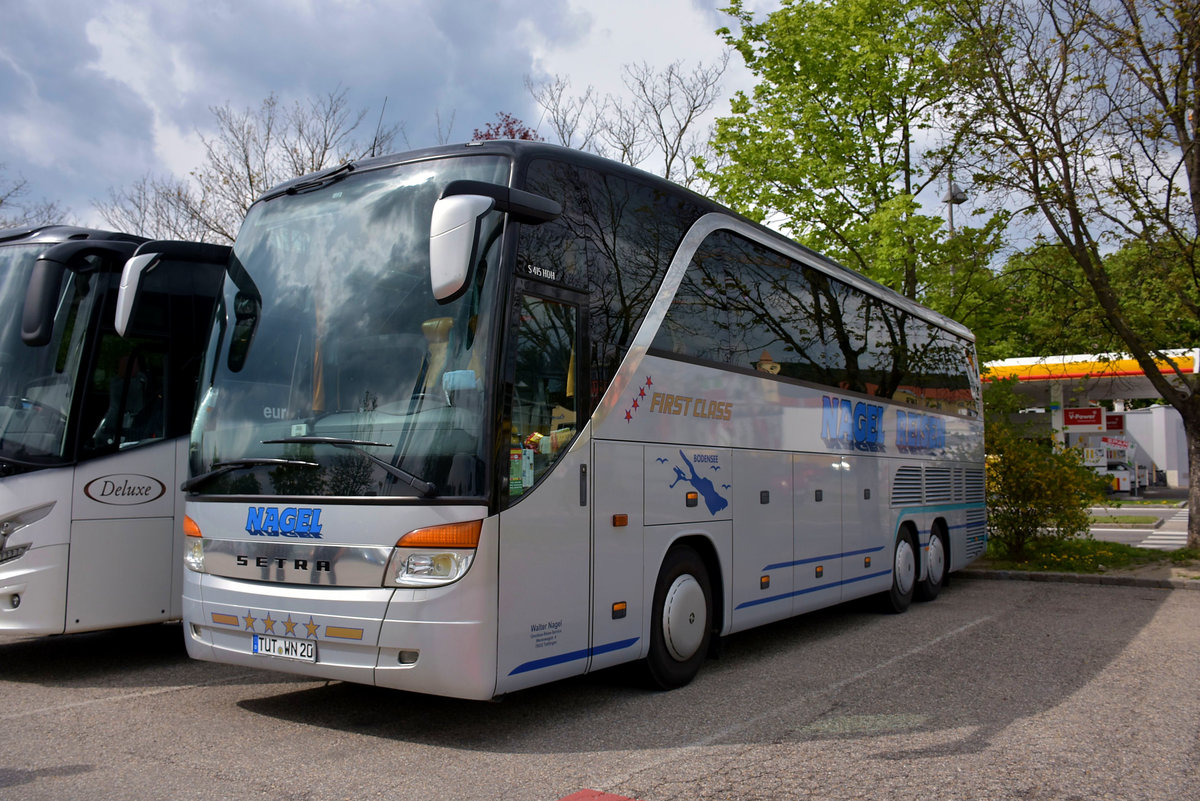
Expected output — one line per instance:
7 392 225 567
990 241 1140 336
916 524 948 602
882 527 916 614
646 545 712 690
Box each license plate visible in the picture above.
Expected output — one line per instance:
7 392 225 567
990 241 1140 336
252 634 316 662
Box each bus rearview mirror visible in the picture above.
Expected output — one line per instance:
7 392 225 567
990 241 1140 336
22 240 137 346
20 258 68 347
227 291 260 373
429 194 495 302
115 252 160 337
429 181 562 303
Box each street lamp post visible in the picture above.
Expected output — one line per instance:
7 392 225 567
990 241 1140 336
943 177 968 233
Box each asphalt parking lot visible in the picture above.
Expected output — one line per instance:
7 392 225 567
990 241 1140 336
2 576 1198 801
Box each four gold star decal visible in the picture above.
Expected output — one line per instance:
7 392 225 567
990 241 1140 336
231 610 326 640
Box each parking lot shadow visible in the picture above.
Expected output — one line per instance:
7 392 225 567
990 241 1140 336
235 581 1171 757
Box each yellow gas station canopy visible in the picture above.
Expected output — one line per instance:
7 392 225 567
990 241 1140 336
984 349 1198 403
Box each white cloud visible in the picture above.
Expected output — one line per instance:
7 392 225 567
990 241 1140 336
84 3 208 177
529 0 738 101
1 0 780 224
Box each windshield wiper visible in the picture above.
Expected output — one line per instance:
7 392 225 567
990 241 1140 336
181 457 319 492
263 436 437 497
260 162 356 202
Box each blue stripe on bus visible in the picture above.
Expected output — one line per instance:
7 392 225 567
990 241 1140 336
894 502 987 545
763 546 885 571
898 501 986 515
508 637 640 676
735 570 893 610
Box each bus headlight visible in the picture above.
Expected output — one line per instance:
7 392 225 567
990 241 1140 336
386 549 475 587
384 520 481 588
183 515 206 573
184 539 206 573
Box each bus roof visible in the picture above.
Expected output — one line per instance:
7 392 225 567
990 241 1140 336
253 140 975 343
0 224 147 248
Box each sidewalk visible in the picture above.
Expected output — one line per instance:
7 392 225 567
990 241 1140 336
963 486 1199 590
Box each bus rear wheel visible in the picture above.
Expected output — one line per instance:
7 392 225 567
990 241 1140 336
916 525 948 602
646 545 712 690
882 527 916 614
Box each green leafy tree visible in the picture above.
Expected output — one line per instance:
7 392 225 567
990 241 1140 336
949 0 1200 548
984 379 1109 559
986 240 1200 362
706 0 1004 302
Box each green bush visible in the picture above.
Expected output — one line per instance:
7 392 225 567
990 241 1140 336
986 423 1109 559
984 378 1110 560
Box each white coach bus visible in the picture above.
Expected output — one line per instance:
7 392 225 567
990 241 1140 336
165 142 985 698
0 226 228 635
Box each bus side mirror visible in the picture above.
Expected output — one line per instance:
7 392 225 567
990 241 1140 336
226 291 260 373
115 252 160 337
429 194 495 302
429 181 563 302
116 240 231 337
21 259 68 346
22 240 138 346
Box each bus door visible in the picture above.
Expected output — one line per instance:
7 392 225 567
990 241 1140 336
839 455 889 600
66 243 226 632
792 453 844 614
730 449 794 632
495 284 592 693
68 445 180 631
589 439 645 671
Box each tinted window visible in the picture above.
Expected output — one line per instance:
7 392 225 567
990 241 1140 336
519 160 704 405
652 230 979 415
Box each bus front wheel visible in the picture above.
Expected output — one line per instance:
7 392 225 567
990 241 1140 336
882 527 916 614
646 546 712 690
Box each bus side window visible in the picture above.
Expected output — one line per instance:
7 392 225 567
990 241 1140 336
507 295 578 498
86 336 167 452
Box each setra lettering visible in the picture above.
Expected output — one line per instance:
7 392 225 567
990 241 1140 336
236 554 331 571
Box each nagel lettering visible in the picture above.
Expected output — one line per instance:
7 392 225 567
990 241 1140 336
245 507 324 538
821 396 885 451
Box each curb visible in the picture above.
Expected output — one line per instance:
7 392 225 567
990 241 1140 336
958 568 1200 591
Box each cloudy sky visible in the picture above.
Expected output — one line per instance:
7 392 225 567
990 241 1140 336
1 0 773 228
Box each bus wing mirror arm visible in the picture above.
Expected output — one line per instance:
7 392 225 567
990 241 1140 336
440 180 562 225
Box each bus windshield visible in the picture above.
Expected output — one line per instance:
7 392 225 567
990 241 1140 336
189 154 511 499
0 243 97 466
